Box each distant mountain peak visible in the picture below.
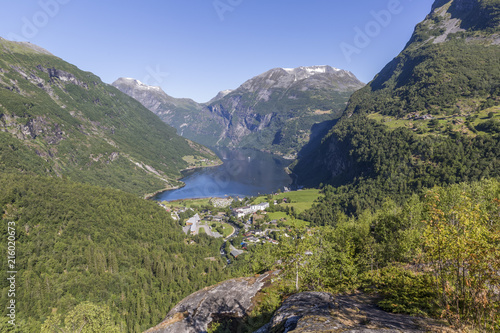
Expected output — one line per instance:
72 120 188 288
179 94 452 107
114 77 164 93
237 65 364 94
272 65 357 80
281 65 341 75
208 89 234 104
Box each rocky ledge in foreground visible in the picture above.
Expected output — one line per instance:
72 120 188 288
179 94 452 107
145 271 279 333
259 292 452 333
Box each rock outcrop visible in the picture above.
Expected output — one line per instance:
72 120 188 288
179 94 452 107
261 292 452 333
146 286 453 333
145 272 279 333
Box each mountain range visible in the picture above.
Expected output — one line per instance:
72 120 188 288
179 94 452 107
113 65 365 158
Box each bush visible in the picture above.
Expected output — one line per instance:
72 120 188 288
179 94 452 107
366 265 439 317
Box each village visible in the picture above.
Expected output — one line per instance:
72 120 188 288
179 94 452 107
156 190 320 260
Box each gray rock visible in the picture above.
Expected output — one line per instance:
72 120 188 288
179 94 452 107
145 271 279 333
263 292 451 333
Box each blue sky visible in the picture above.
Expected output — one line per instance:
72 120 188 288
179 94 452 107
1 0 435 102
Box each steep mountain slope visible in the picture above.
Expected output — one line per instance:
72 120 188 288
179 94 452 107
114 66 364 158
345 0 500 118
207 66 365 157
0 38 218 196
111 78 219 143
293 0 500 215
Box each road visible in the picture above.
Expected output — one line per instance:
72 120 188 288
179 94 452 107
220 222 241 261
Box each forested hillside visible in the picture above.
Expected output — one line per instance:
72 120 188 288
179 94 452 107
0 38 218 196
0 173 231 332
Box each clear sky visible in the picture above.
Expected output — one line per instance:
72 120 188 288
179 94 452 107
1 0 435 102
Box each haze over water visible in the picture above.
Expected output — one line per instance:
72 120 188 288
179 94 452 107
153 148 293 201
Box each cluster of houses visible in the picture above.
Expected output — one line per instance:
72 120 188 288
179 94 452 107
242 229 279 244
232 202 270 218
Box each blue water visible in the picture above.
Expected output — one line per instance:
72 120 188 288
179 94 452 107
153 148 293 201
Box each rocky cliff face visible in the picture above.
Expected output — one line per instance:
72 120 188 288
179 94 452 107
259 292 452 333
114 66 364 158
205 66 364 157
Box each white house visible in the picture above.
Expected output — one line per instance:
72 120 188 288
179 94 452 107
233 202 270 218
186 214 201 235
186 213 201 226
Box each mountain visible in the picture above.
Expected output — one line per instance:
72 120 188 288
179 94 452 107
113 65 365 158
292 0 500 214
345 0 500 118
0 38 219 196
111 78 217 143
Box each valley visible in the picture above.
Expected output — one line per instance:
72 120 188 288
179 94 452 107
0 0 499 332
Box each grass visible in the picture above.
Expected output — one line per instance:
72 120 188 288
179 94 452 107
222 223 234 237
285 218 309 227
182 155 220 169
251 189 320 227
368 105 500 137
266 212 309 227
269 189 321 213
208 222 234 237
267 212 289 221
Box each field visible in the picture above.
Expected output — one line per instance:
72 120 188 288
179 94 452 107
267 212 289 221
182 155 220 169
254 189 322 213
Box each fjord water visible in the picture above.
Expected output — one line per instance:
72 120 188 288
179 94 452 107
153 148 293 201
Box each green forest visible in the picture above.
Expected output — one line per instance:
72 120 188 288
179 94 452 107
295 114 500 217
0 173 233 332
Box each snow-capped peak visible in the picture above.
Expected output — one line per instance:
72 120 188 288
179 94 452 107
121 78 163 92
281 65 341 76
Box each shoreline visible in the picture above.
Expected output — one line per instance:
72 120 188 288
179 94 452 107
161 195 238 204
180 160 223 173
143 182 187 200
144 161 224 200
144 147 298 202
